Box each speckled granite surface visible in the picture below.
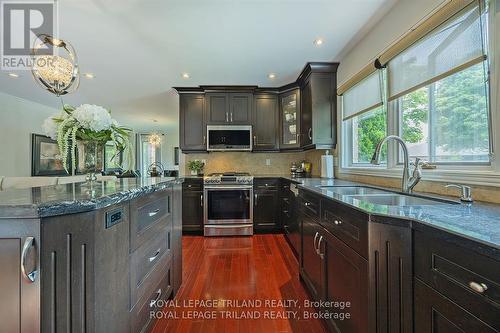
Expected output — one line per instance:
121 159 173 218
0 177 182 219
286 177 500 255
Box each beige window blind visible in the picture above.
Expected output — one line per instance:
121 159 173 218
342 71 383 120
388 2 486 100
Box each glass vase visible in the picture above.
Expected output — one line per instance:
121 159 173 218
80 140 104 182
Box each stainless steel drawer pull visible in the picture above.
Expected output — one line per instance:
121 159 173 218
150 288 162 307
317 236 324 259
200 194 203 207
313 232 319 253
334 220 343 225
469 281 488 293
148 209 160 217
148 248 161 262
21 236 37 283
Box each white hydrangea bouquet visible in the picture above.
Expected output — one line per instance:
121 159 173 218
42 104 133 178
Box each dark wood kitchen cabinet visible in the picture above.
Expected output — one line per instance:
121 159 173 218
253 178 280 232
414 279 497 333
179 93 206 152
182 178 204 232
0 219 40 333
253 93 279 151
280 88 301 149
323 229 369 333
414 229 500 331
300 209 324 300
206 92 253 124
298 63 338 149
281 180 300 258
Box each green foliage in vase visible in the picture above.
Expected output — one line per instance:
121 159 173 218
187 160 204 172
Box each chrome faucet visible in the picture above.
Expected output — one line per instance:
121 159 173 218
371 135 422 193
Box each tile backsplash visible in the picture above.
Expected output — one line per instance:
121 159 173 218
181 151 307 175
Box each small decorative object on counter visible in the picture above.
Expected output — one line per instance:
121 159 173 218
187 160 204 176
42 104 133 182
321 150 334 179
148 162 165 177
301 160 312 177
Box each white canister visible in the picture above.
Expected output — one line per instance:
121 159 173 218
320 150 334 178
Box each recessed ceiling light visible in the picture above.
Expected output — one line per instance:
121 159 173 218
268 73 276 79
182 73 190 79
7 73 19 78
313 38 324 46
83 73 95 79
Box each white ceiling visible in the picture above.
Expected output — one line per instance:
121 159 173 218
0 0 397 133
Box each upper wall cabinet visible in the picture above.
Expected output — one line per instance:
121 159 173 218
298 63 338 150
174 62 338 153
253 94 279 151
279 88 301 150
179 94 206 152
206 92 253 125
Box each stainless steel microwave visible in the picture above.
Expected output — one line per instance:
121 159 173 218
207 125 252 151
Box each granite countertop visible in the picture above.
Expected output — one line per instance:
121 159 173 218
0 177 182 219
286 177 500 256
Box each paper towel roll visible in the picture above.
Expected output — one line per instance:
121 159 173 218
321 151 334 179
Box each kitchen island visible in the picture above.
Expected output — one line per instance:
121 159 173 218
0 177 183 333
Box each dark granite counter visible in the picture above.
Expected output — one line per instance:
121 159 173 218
0 177 182 219
282 177 500 258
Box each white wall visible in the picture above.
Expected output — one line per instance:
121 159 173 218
0 92 60 176
160 129 179 170
337 0 446 83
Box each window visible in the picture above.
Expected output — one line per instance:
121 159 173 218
341 1 492 170
396 63 490 163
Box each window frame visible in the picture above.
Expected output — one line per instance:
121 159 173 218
339 1 500 186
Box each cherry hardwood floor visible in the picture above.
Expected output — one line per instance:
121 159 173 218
151 234 328 333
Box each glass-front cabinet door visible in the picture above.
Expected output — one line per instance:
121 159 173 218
280 89 301 149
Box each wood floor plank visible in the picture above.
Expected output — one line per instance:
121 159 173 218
151 234 328 333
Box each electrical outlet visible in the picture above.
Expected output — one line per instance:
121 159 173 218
265 159 271 166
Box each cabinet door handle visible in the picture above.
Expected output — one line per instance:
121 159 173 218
254 193 258 206
313 232 319 252
317 236 324 259
225 112 229 122
203 135 206 144
230 112 233 122
148 248 161 262
334 220 342 225
150 288 162 307
253 135 257 145
308 128 312 140
21 236 37 283
469 281 488 293
148 209 161 217
200 194 203 207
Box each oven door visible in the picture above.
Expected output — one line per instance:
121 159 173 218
204 185 253 225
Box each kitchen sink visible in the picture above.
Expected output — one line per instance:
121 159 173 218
319 186 391 196
319 186 460 206
348 193 455 206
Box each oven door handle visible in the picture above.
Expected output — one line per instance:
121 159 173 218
204 185 254 190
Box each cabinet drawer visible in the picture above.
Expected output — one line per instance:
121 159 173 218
131 264 173 333
130 227 172 308
414 230 500 329
130 190 171 250
415 279 497 333
298 190 320 218
320 199 368 258
254 178 280 190
183 180 203 191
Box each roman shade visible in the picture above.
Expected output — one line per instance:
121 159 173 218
337 62 377 96
342 71 383 120
387 1 487 99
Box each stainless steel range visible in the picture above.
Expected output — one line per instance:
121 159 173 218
203 172 254 236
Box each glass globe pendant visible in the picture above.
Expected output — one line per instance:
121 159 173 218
31 34 80 96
